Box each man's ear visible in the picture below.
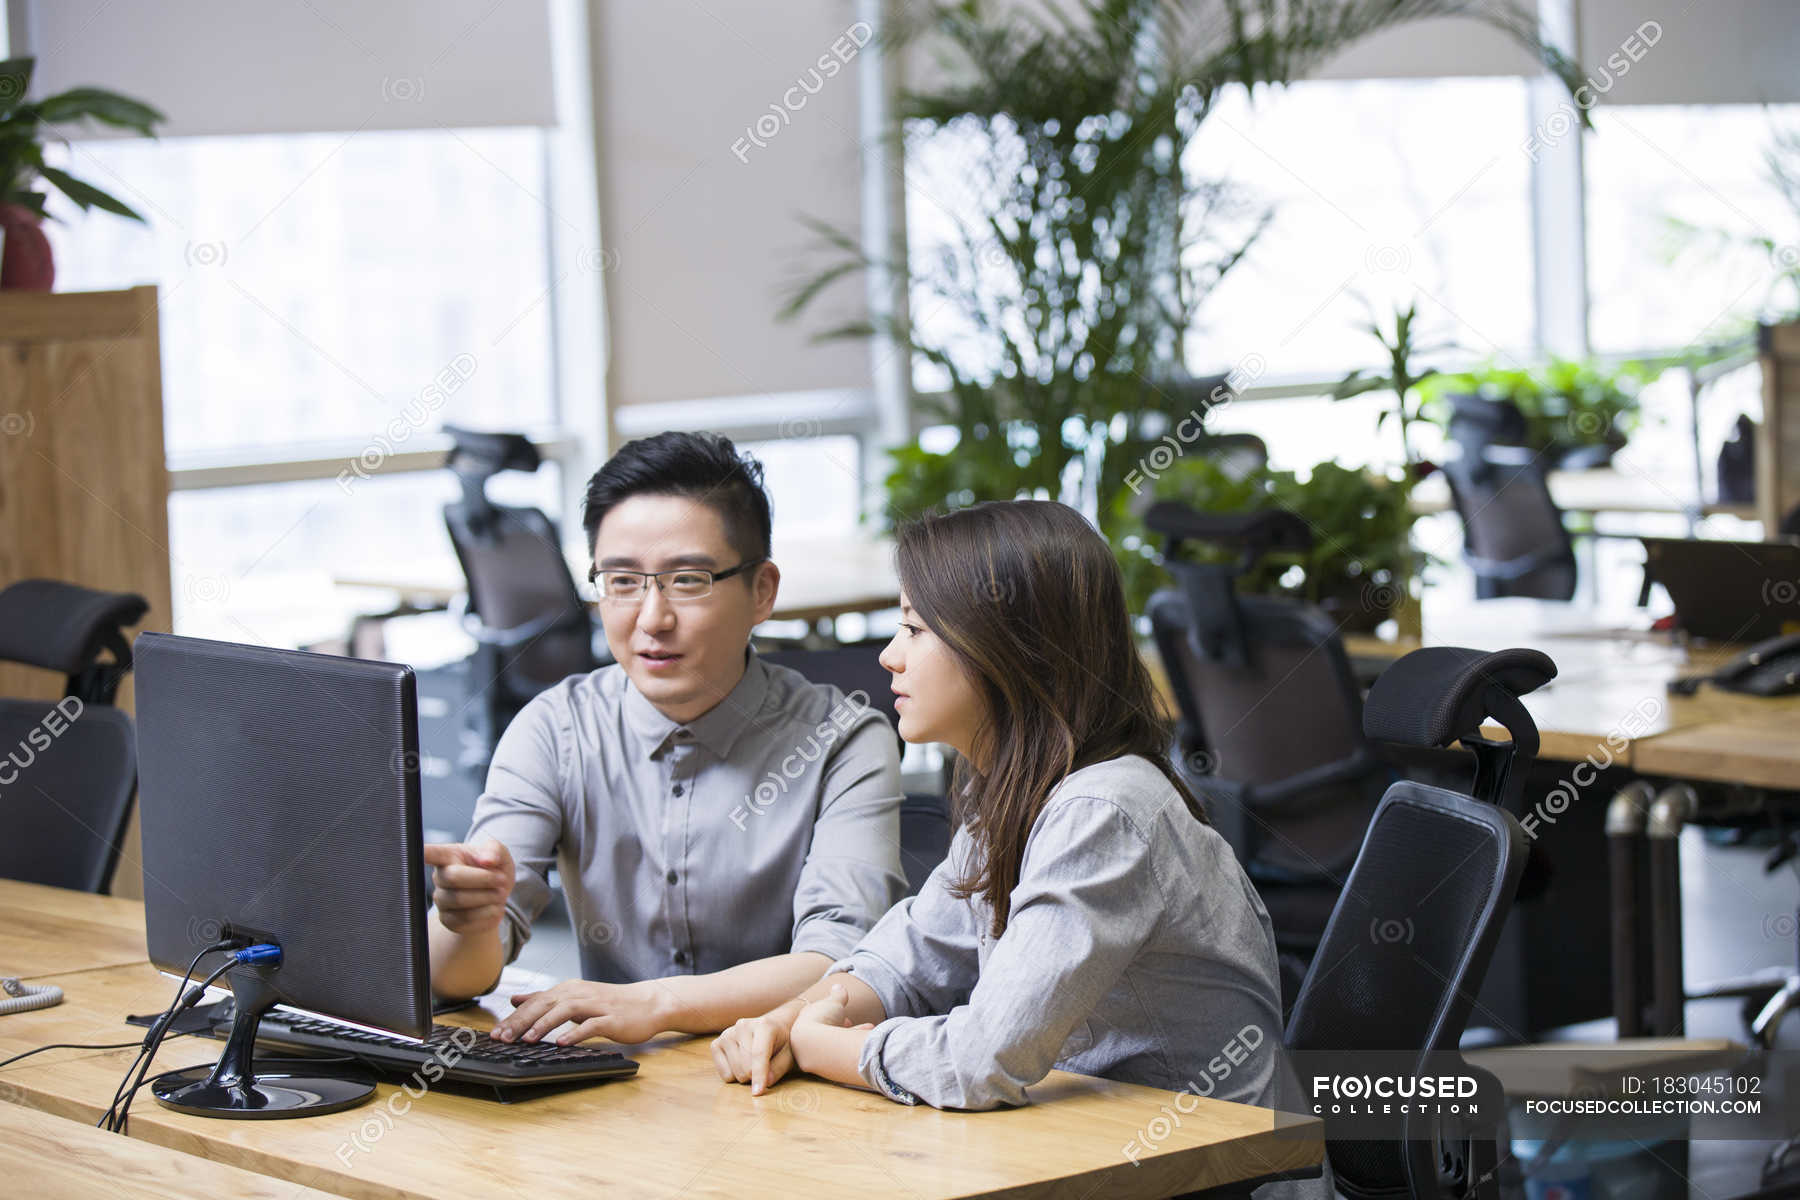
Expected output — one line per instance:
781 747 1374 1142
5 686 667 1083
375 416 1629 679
751 560 781 623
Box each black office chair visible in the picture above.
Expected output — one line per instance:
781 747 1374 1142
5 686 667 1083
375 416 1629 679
758 644 951 896
0 579 148 892
1444 393 1528 453
442 426 610 766
1294 646 1552 1200
1193 645 1556 1200
1143 503 1387 999
1440 444 1578 602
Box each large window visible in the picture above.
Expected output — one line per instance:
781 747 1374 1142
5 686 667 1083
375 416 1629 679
1586 103 1800 353
1185 78 1535 382
42 128 568 642
45 129 560 457
901 77 1535 476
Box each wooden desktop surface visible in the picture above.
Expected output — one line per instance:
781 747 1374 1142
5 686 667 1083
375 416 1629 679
0 877 149 979
0 1101 337 1198
0 886 1323 1200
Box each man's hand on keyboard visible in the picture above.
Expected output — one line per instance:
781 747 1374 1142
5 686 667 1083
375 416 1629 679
493 978 669 1046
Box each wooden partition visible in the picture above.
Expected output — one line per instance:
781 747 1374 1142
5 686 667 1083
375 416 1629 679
0 285 172 898
1758 320 1800 533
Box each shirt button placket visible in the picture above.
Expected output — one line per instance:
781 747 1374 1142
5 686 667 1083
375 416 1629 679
669 730 693 970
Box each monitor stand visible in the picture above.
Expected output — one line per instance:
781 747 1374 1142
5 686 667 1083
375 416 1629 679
152 959 374 1119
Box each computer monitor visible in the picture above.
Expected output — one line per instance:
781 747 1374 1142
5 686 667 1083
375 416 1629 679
1640 537 1800 642
134 632 431 1118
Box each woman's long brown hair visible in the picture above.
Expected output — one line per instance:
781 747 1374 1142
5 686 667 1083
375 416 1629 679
896 499 1205 938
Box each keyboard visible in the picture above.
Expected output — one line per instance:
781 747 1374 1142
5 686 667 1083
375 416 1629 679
234 1009 639 1090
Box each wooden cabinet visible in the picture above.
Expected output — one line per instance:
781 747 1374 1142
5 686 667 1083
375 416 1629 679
0 285 172 898
1759 320 1800 533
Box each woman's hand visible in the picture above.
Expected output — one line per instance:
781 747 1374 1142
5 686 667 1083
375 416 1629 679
711 998 804 1094
794 983 857 1031
790 983 876 1083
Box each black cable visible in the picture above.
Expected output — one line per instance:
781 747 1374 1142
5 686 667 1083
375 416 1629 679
107 957 236 1134
99 940 233 1133
103 960 216 1131
0 1040 156 1071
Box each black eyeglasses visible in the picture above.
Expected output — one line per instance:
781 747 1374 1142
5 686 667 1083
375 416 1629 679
586 559 764 603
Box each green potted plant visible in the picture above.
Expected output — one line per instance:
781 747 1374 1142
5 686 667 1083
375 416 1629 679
1111 455 1427 632
0 56 163 291
1332 298 1452 467
783 0 1583 592
1419 357 1656 467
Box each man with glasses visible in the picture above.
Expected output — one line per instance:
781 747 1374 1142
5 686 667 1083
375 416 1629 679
425 432 905 1047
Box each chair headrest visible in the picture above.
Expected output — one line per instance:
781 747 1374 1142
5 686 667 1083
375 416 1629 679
1143 503 1313 555
0 580 149 676
444 425 540 477
1363 646 1557 750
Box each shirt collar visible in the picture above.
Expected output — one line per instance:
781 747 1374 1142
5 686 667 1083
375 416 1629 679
621 646 773 760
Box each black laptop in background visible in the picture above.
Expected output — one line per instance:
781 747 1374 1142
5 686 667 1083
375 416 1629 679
1640 537 1800 642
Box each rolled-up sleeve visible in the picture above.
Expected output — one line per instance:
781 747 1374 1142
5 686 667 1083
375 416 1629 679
853 795 1162 1110
826 829 982 1020
461 693 566 964
787 714 906 960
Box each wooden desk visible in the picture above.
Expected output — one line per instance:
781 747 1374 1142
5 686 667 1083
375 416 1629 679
1408 467 1755 520
337 534 902 627
0 1101 334 1198
1339 617 1798 785
0 878 148 978
0 890 1322 1199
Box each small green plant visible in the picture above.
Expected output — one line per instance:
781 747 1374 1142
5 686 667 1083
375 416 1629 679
1419 357 1656 453
1111 455 1426 621
0 57 163 224
1332 299 1452 466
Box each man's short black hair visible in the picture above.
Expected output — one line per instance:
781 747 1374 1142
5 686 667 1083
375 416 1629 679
581 431 773 565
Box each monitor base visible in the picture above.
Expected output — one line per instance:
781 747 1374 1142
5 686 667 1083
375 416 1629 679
151 1067 374 1118
149 956 374 1120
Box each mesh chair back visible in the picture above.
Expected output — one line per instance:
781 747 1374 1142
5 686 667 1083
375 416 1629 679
445 504 596 690
0 699 136 892
1441 452 1576 601
1148 589 1376 879
1285 780 1526 1198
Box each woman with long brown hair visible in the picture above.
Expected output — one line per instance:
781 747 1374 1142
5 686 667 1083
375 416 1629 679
712 499 1290 1116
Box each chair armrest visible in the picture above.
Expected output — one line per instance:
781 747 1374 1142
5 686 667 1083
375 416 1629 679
462 606 588 648
1241 751 1384 815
